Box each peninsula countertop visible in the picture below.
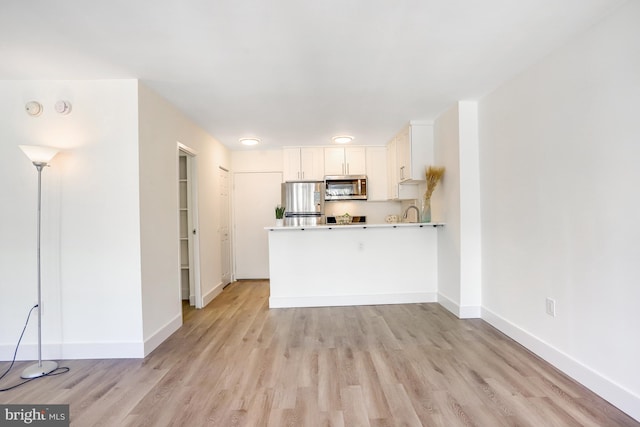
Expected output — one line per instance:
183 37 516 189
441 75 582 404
264 222 445 231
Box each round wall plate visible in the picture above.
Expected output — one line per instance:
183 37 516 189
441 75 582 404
55 100 72 115
25 101 43 117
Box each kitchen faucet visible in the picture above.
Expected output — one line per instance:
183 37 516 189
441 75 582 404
403 205 420 223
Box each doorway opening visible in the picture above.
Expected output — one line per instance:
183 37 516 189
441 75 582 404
178 143 202 309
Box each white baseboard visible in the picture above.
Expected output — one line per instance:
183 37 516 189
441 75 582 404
437 293 481 318
143 312 182 356
203 281 224 307
1 313 182 361
269 292 437 308
1 343 62 361
1 341 145 361
482 307 640 422
63 342 145 359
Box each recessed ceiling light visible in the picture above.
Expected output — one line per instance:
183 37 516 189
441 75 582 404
240 138 260 146
332 135 354 144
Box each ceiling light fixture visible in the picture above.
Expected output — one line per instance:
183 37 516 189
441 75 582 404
239 138 260 146
332 135 353 144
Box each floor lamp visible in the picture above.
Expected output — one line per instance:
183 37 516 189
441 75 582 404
19 144 60 379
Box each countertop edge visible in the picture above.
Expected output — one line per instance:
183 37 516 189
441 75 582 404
264 222 445 231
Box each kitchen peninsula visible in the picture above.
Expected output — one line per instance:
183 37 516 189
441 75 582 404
265 222 443 308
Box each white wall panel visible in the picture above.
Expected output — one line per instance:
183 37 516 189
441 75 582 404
0 80 144 359
478 1 640 419
138 83 231 349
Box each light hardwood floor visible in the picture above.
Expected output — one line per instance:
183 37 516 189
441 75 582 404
1 280 637 426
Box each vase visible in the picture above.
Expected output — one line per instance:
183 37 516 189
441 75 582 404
420 198 431 223
275 218 284 227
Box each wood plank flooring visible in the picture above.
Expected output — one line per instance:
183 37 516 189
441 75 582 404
1 280 637 426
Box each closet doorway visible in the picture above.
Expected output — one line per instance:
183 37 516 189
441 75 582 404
178 144 202 308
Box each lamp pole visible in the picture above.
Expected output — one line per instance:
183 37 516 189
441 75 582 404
20 153 59 379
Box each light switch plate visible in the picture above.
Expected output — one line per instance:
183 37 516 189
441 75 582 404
546 297 556 317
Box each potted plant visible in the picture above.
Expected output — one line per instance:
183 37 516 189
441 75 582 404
275 205 285 226
422 166 445 222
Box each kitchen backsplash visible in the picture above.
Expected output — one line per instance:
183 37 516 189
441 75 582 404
324 200 405 224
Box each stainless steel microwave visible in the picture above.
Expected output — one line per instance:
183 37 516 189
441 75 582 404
324 175 367 200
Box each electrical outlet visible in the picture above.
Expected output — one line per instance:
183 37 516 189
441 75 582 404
545 297 556 317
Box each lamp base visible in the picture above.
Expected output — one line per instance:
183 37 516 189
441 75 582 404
21 360 58 379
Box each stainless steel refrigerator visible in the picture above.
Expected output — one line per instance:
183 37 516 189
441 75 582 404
282 181 325 226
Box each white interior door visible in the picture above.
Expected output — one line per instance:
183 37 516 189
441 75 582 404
233 172 282 279
219 167 231 286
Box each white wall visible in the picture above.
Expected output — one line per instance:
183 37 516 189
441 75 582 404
0 80 230 360
434 101 482 318
138 83 231 353
478 1 640 419
457 102 482 313
0 80 145 359
231 149 283 172
434 104 461 311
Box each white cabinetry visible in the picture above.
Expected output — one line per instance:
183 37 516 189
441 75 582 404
395 121 433 182
324 146 366 176
387 121 433 200
387 137 398 199
366 146 388 201
283 147 324 181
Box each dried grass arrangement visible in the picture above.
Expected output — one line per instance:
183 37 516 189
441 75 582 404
424 166 445 200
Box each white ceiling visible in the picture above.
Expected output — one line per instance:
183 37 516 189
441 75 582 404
0 0 625 150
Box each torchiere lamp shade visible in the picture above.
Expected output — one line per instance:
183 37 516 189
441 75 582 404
19 145 59 165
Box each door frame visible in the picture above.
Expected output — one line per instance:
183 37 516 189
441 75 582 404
177 142 202 309
219 166 232 287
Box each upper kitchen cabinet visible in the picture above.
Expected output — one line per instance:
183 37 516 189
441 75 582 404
324 146 366 176
365 146 388 201
387 137 398 199
283 147 325 181
395 121 433 182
